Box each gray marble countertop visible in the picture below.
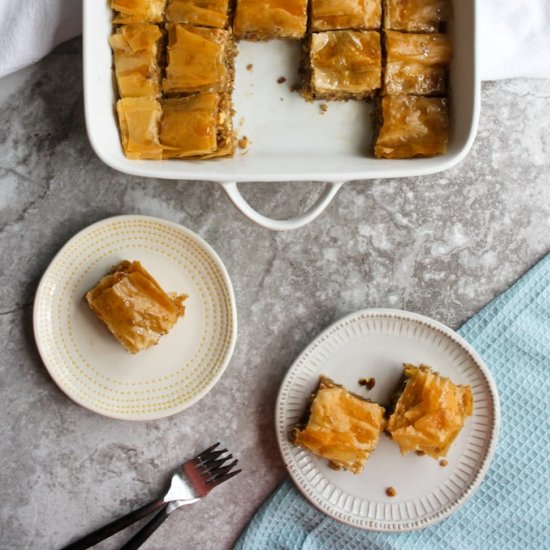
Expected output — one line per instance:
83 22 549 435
1 38 549 550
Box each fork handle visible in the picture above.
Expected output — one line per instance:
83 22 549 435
61 499 166 550
119 506 170 550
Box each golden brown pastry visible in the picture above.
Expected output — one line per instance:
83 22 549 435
308 30 381 100
116 97 163 160
384 0 449 33
160 93 234 158
386 364 473 459
292 376 386 474
311 0 381 32
109 24 162 98
233 0 308 40
111 0 167 23
166 0 230 28
163 24 232 94
85 261 187 354
384 30 452 96
374 95 448 159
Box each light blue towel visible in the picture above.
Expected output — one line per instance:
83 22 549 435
236 254 550 549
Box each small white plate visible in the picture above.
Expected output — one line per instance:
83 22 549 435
33 215 237 421
276 309 500 531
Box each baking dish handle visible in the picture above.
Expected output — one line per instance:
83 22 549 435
220 181 345 231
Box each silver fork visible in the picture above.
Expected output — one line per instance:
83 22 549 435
62 443 241 550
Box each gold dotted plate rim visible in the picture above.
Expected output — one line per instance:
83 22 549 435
276 308 500 531
33 215 237 421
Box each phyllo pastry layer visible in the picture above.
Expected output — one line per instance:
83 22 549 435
308 30 381 100
384 30 452 96
166 0 230 28
386 364 473 459
111 0 167 23
85 261 187 354
233 0 308 40
160 93 234 158
116 97 163 159
311 0 381 32
292 376 386 474
109 24 163 98
163 24 233 94
374 95 448 158
384 0 449 33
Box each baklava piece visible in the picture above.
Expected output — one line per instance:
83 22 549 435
307 31 382 100
311 0 381 32
384 0 449 33
160 93 234 158
292 376 386 474
374 95 448 158
85 261 187 354
111 0 167 23
116 97 163 159
166 0 230 28
163 24 234 94
384 30 452 96
233 0 308 40
386 364 473 459
109 24 163 98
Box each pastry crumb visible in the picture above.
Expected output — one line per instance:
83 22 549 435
439 459 449 467
386 487 397 497
290 83 300 93
277 76 287 84
319 103 328 114
246 63 253 71
415 450 426 456
238 136 250 149
358 377 375 390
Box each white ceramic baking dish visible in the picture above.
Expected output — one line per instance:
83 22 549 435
83 0 479 230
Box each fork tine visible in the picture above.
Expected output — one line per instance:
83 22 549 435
195 442 220 460
202 454 233 471
209 469 241 486
207 459 239 481
198 449 227 464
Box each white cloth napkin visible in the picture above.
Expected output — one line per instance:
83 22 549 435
0 0 549 80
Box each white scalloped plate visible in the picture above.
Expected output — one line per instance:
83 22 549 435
276 309 499 531
33 215 237 421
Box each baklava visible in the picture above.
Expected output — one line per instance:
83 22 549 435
310 0 381 32
109 24 163 98
85 261 187 354
163 24 233 94
160 93 234 158
292 376 386 474
307 30 382 100
166 0 230 29
116 97 163 159
384 0 449 33
111 0 167 23
384 30 452 96
386 364 473 459
233 0 308 40
374 95 449 158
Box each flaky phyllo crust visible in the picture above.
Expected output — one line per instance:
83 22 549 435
386 364 473 459
292 376 386 474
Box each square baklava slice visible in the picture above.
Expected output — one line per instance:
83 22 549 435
166 0 230 29
233 0 308 40
85 261 187 354
111 0 167 23
292 376 386 474
384 0 449 33
109 24 163 98
163 24 234 94
386 364 473 458
384 30 452 96
116 97 163 159
374 95 448 158
308 30 381 100
160 93 234 158
311 0 381 32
